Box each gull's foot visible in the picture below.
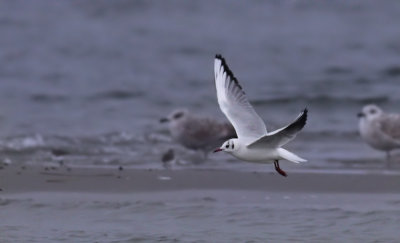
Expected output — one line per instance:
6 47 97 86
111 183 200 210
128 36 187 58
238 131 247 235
274 160 287 177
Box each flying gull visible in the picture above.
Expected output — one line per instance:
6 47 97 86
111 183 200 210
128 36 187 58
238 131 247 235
213 54 307 177
358 104 400 167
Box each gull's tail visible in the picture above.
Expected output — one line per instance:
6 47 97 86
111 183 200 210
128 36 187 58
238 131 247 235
277 148 307 163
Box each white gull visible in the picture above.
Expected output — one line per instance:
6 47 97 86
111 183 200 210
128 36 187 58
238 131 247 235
213 55 308 177
358 104 400 167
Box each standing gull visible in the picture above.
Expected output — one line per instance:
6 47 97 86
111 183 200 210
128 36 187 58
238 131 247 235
213 55 307 177
160 109 236 157
358 104 400 167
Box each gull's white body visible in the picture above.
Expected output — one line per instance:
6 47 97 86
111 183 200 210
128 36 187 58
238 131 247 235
225 138 278 162
213 55 307 176
224 139 304 164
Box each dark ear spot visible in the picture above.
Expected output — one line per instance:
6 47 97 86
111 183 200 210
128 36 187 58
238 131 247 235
173 112 184 119
232 142 234 149
370 109 376 114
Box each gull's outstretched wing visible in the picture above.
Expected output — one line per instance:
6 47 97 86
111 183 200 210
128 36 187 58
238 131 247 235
247 109 307 148
214 54 267 143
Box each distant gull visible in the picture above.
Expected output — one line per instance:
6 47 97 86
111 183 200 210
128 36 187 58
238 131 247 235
213 55 307 177
358 104 400 167
160 109 236 156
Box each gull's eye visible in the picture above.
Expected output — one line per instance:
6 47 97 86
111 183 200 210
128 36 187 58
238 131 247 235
370 109 376 114
225 143 229 149
173 112 184 119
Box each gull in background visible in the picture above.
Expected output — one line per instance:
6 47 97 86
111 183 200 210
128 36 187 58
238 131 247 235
358 104 400 168
160 109 236 157
213 55 308 177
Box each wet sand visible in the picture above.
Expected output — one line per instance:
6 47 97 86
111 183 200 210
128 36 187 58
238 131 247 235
1 164 400 194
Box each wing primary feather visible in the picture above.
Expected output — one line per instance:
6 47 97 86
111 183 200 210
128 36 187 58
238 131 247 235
246 108 308 148
214 54 268 141
285 108 308 133
215 54 244 92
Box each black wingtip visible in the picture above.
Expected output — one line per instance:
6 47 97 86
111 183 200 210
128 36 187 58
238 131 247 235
215 54 226 65
285 108 308 133
214 54 243 91
300 108 308 126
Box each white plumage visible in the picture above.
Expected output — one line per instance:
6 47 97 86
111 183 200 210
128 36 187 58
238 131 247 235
213 55 308 177
358 104 400 167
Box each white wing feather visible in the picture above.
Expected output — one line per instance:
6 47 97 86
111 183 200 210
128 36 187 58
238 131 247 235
247 109 307 148
214 55 267 143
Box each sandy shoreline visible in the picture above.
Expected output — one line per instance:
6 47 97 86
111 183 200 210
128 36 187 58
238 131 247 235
1 165 399 194
2 165 400 242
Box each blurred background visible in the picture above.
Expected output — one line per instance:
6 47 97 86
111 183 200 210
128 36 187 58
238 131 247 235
2 1 400 242
1 0 400 171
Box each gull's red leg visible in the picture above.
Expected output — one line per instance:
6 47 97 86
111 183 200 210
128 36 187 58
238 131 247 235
274 160 287 177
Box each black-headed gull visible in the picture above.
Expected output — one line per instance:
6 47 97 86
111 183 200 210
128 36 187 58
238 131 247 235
213 55 308 177
358 104 400 167
160 108 236 156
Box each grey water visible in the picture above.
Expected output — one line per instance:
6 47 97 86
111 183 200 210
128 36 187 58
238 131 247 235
1 0 400 171
2 191 400 243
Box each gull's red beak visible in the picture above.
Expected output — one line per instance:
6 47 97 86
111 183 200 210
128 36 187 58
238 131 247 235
213 148 223 153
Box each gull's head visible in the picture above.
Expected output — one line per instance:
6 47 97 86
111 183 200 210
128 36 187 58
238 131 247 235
214 139 237 153
358 104 383 120
160 109 188 124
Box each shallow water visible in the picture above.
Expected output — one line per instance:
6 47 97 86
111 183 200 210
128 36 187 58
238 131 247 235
1 191 400 242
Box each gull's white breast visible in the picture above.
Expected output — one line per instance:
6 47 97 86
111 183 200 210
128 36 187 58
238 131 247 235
231 143 279 163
